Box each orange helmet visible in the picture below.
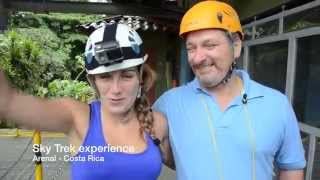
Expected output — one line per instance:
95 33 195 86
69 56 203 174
179 1 243 39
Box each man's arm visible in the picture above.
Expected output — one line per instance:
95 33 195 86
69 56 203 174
152 111 175 170
279 169 304 180
275 98 306 179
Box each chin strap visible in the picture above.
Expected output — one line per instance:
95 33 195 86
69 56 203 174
212 32 239 88
212 61 236 88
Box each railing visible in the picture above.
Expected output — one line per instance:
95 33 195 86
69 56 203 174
0 128 65 137
299 122 320 180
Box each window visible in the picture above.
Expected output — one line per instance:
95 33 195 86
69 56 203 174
237 47 244 69
293 35 320 127
255 20 279 39
243 27 253 41
249 41 288 93
284 5 320 32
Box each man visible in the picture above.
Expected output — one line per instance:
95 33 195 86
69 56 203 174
153 1 306 180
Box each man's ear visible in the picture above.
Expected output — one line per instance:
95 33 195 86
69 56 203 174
233 36 242 59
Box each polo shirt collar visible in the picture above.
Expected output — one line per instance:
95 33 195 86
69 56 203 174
188 70 264 99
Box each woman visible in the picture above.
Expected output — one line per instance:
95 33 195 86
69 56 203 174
0 23 173 179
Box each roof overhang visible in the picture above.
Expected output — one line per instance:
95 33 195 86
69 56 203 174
4 0 184 21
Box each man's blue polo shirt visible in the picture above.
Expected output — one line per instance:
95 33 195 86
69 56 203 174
153 70 305 180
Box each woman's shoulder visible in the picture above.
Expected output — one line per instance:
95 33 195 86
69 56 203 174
64 98 91 149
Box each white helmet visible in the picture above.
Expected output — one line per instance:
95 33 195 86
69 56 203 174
84 23 145 74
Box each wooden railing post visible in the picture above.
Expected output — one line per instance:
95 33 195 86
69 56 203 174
0 0 8 33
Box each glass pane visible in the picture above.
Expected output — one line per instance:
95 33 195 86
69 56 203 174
255 20 279 39
243 27 253 41
249 41 288 93
293 35 320 127
284 5 320 32
236 47 244 69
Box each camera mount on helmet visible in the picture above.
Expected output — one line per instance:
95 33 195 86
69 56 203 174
94 41 124 65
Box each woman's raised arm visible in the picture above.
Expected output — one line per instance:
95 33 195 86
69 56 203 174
0 70 88 134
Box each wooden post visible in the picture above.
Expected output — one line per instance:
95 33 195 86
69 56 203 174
0 0 8 33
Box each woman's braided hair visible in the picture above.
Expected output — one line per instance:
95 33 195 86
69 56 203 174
135 64 157 137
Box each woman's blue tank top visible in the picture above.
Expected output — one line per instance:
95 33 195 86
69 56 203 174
71 101 162 180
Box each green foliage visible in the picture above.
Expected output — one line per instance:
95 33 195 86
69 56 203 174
10 12 43 28
3 11 100 96
14 28 71 81
2 11 101 95
0 30 46 93
11 12 102 29
37 79 95 102
38 13 102 27
10 12 101 80
17 27 60 49
0 12 100 128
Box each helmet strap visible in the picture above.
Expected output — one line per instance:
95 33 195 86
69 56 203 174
137 86 142 98
211 61 236 88
222 61 236 84
86 74 100 99
137 64 144 99
214 32 237 86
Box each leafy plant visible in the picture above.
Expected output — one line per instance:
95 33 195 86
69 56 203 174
38 79 95 102
0 30 46 94
0 12 101 128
